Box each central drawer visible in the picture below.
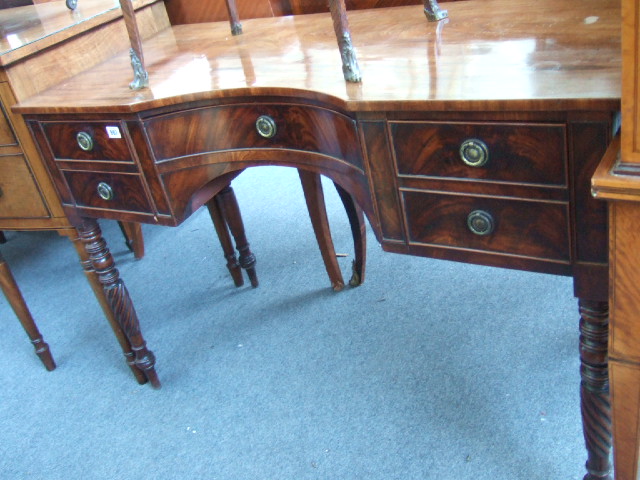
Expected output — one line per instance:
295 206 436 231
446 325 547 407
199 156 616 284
390 121 567 186
145 103 362 169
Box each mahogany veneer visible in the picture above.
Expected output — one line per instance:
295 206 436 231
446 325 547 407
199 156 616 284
15 0 621 478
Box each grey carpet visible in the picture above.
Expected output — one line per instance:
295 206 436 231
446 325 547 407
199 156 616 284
0 166 588 479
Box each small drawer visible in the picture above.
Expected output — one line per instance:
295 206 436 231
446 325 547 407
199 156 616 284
391 122 566 186
62 171 151 213
42 122 133 162
145 104 362 168
403 190 570 262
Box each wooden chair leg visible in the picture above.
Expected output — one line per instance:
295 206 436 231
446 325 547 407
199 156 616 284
334 181 366 286
206 196 244 287
214 185 259 288
0 250 56 371
118 222 145 260
298 170 346 292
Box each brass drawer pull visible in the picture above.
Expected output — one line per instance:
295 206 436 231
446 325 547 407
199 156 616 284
97 182 114 201
467 210 494 236
255 115 277 139
460 138 489 167
76 131 94 152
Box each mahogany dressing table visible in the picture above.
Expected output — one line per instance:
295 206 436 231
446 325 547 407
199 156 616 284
14 0 621 478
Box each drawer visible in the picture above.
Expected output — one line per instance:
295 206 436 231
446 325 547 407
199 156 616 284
391 122 566 186
42 121 133 162
403 190 570 262
62 171 152 213
145 104 362 168
0 155 48 218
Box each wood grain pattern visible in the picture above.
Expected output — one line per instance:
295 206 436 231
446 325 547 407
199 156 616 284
14 0 621 115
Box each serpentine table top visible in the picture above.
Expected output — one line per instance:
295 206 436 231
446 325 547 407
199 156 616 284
13 0 620 114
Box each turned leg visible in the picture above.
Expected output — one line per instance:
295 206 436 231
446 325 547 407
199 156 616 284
66 231 147 384
0 250 55 371
206 195 244 287
117 222 145 260
298 170 345 292
333 182 366 287
215 185 258 288
77 218 160 388
579 299 612 480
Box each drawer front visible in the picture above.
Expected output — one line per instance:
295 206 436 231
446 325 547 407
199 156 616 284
391 122 566 186
0 155 48 218
62 171 151 213
145 104 362 168
403 190 570 262
43 122 133 162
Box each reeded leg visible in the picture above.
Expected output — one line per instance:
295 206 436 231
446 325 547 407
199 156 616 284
66 231 147 384
0 250 55 371
579 299 612 480
333 182 366 287
77 218 160 388
117 222 145 260
299 170 345 292
224 0 243 35
328 0 361 83
215 185 258 288
206 195 244 287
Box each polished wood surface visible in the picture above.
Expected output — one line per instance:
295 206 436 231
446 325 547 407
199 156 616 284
15 0 620 114
17 0 621 477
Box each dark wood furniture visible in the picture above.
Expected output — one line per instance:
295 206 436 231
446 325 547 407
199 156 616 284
0 0 170 384
14 0 621 477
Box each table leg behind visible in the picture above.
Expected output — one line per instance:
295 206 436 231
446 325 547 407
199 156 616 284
0 250 56 371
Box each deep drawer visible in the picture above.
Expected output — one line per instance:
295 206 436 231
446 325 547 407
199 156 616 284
391 122 566 186
62 171 151 213
403 190 570 262
145 104 362 168
43 121 133 162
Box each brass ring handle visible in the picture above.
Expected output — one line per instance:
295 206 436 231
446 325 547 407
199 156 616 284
467 210 495 236
76 131 94 152
255 115 277 139
97 182 114 201
459 138 489 167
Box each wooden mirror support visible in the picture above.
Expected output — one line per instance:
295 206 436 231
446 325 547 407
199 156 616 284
118 0 149 90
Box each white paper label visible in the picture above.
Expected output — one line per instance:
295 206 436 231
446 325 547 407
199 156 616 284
106 126 122 139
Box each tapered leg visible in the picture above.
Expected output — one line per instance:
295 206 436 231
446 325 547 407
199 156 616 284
66 231 147 384
298 170 345 292
215 185 258 288
579 299 612 480
206 195 244 287
77 218 160 388
0 250 55 371
118 222 145 260
333 182 366 287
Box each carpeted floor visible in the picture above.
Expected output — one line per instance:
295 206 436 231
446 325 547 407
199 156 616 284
0 166 591 479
